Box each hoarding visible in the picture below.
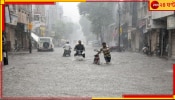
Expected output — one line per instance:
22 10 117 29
167 15 175 29
152 11 174 19
5 6 10 23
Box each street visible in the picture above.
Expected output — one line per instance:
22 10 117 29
3 45 174 97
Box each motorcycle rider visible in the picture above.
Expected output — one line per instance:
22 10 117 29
142 43 149 55
63 41 71 56
74 40 85 58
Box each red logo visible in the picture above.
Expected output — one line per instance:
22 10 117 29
151 1 159 9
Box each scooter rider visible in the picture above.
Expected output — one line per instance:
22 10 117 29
63 41 71 56
142 43 149 55
74 40 85 58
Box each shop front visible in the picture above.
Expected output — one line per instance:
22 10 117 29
172 30 175 59
167 15 175 59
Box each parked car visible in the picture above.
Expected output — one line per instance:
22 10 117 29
37 37 54 52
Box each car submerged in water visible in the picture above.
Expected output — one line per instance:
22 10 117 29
37 37 54 52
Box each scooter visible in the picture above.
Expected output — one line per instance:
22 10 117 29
93 49 100 65
74 50 85 61
63 48 71 57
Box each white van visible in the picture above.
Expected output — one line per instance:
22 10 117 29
37 37 54 52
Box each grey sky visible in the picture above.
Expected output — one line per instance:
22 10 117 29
59 2 80 23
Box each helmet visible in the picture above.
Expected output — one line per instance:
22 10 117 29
102 42 106 45
66 41 69 44
78 40 81 43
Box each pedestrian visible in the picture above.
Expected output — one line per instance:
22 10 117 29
98 42 111 64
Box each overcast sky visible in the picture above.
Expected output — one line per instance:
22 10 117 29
59 2 80 23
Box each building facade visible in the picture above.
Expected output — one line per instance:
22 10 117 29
5 5 32 51
113 1 175 59
46 3 63 37
32 5 46 37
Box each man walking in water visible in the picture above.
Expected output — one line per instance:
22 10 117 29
98 42 111 64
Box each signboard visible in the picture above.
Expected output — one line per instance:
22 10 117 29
9 5 14 11
24 24 27 32
138 19 146 28
120 27 122 34
51 31 55 37
149 0 175 11
9 14 18 26
40 26 45 36
146 16 151 29
143 26 147 34
152 11 174 19
5 6 11 23
28 23 33 30
151 20 166 29
128 30 131 40
167 15 175 29
34 14 40 21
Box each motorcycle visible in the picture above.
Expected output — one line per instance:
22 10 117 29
93 49 100 65
154 46 160 56
142 46 149 55
74 50 85 61
63 47 71 57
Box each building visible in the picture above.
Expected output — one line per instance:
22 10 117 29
5 5 18 51
151 11 175 58
167 14 175 59
5 5 32 51
32 5 46 37
46 3 63 37
114 1 175 59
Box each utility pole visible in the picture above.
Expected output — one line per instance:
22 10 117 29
3 5 11 65
28 5 32 53
118 3 121 52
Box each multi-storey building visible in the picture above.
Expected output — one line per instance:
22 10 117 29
32 5 46 37
46 3 63 37
5 5 32 51
151 11 175 58
113 1 175 59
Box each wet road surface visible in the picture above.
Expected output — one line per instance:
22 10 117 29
3 46 174 97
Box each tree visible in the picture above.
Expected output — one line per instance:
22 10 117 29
79 16 91 39
54 19 65 39
54 19 78 40
78 2 115 43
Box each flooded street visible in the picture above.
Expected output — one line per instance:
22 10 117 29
3 46 174 97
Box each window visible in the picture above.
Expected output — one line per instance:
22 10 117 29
34 14 40 21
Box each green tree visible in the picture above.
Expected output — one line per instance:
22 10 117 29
54 19 78 40
54 19 66 39
78 2 115 43
79 16 92 39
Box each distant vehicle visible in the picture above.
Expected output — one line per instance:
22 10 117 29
37 37 54 52
88 41 93 45
92 40 101 47
109 42 125 52
87 40 100 46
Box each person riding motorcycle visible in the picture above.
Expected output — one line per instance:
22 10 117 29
142 43 149 55
74 40 85 58
63 41 71 56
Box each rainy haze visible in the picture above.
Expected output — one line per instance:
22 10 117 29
2 2 175 97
